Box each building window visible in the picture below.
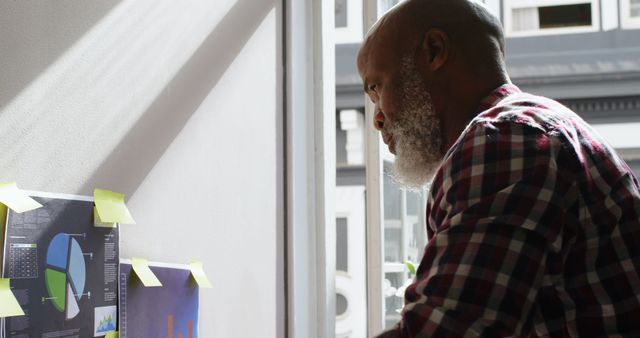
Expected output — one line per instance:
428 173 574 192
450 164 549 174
621 0 640 29
335 0 349 28
538 3 592 28
335 0 364 44
632 0 640 16
505 0 600 37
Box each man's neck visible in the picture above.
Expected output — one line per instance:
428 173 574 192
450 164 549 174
441 75 510 150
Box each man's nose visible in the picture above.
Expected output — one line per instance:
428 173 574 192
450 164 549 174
373 109 385 131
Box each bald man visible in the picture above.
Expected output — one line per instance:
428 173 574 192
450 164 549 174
358 0 640 337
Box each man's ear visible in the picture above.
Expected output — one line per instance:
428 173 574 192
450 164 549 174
419 28 449 71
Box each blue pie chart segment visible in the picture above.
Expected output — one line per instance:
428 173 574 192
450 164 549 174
47 234 70 270
68 239 86 300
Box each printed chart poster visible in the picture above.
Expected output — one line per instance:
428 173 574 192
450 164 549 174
1 193 119 337
119 261 199 338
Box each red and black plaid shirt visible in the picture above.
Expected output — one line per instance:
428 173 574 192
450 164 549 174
379 84 640 337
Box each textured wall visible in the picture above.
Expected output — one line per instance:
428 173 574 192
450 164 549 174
0 0 281 336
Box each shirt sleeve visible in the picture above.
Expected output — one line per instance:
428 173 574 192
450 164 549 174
378 121 577 337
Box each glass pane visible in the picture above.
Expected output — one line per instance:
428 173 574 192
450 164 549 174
406 189 421 216
383 167 401 220
382 163 428 329
378 0 403 17
384 225 402 262
383 272 403 327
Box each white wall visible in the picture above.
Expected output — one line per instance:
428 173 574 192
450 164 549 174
0 1 283 337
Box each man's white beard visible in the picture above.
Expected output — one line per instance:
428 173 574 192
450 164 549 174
386 56 443 190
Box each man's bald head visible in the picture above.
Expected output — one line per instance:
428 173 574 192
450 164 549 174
359 0 506 80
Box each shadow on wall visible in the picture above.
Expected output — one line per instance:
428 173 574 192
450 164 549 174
80 0 276 196
0 1 122 111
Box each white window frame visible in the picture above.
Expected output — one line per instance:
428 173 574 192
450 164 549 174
363 1 385 335
621 0 640 29
504 0 601 37
286 0 337 337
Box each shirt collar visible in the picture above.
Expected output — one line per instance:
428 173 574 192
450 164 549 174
440 83 522 166
474 83 521 114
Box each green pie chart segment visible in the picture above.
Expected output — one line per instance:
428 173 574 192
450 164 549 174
45 268 67 312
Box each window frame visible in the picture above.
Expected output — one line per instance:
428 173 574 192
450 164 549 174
286 0 337 337
621 0 640 29
503 0 601 37
363 1 385 335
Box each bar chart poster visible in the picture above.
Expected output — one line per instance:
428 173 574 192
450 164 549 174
119 260 199 338
1 192 119 337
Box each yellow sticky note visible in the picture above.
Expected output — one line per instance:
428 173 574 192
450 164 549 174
0 278 25 317
94 207 117 228
94 189 135 224
131 258 162 287
0 182 42 213
189 261 213 288
1 203 6 270
0 203 6 226
105 331 119 338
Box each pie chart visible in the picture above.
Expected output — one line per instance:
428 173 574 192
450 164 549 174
45 233 86 320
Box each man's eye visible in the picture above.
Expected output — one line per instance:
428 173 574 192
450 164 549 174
368 84 377 92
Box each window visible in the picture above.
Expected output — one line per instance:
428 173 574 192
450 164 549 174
504 0 600 37
621 0 640 29
537 3 592 28
335 0 363 44
382 167 428 328
379 0 402 12
479 0 502 21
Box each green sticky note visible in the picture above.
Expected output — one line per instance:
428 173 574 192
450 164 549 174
105 331 118 338
0 182 42 213
189 261 213 288
131 258 162 287
0 278 25 317
94 189 135 224
94 207 117 228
